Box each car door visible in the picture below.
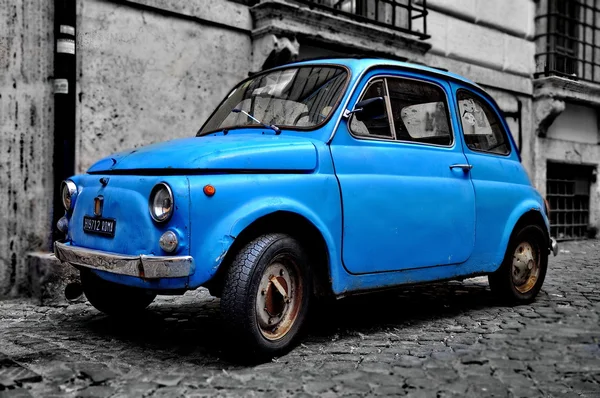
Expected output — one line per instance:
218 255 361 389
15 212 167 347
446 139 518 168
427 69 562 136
329 71 476 274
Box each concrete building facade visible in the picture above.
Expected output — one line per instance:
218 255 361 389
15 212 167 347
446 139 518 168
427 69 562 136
0 0 598 297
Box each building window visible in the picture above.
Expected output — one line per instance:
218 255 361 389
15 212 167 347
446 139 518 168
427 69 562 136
535 0 600 83
546 162 595 240
292 0 429 39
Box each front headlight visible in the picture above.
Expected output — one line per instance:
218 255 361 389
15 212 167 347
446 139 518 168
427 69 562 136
61 180 77 211
149 183 174 222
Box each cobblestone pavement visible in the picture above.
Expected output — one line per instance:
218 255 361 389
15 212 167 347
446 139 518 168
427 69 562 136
0 240 599 397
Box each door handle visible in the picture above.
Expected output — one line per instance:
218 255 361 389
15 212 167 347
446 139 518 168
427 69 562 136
449 164 473 171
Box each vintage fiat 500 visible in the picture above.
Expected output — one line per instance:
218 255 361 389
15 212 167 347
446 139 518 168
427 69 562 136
55 58 558 357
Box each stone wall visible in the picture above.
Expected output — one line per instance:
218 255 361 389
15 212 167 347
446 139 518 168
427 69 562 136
75 0 253 173
0 1 55 296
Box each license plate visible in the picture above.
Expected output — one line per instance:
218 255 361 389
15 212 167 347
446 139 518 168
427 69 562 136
83 216 116 237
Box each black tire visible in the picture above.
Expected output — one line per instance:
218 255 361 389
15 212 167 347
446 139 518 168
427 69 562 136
81 270 157 316
220 233 311 360
488 224 548 304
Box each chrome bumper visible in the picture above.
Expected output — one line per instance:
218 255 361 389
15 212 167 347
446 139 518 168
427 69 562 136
550 237 558 256
54 241 194 279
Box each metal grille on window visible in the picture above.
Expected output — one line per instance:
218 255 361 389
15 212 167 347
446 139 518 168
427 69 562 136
535 0 600 83
546 162 595 240
290 0 429 39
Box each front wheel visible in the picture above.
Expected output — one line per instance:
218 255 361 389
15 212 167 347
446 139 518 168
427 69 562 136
488 225 548 303
220 233 311 359
81 270 157 316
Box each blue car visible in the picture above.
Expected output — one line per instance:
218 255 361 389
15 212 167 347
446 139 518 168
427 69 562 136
55 58 558 357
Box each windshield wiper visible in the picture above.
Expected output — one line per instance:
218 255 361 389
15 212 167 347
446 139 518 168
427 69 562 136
232 108 281 134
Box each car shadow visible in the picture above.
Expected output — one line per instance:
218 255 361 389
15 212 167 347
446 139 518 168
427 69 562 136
67 279 502 367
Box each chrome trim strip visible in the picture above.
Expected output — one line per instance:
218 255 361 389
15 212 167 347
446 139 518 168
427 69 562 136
383 78 397 140
328 67 366 144
54 241 194 279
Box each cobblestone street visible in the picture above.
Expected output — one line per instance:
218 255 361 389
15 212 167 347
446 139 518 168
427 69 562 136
0 240 599 397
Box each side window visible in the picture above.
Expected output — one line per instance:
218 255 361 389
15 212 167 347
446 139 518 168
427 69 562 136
349 80 392 138
387 78 452 146
457 90 510 155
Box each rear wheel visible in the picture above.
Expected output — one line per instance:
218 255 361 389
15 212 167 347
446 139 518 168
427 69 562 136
488 225 548 303
220 233 311 359
81 270 157 316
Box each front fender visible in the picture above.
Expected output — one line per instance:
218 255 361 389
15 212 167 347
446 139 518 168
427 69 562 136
189 195 340 289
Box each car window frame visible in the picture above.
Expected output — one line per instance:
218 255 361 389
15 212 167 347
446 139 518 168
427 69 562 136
197 64 351 136
348 74 455 149
455 88 512 157
348 78 396 140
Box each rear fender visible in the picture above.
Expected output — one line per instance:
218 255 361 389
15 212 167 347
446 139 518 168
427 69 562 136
495 199 549 270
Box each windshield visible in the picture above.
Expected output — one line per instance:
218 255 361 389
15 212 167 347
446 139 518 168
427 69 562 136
198 66 348 135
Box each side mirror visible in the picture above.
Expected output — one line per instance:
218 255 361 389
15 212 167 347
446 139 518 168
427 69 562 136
352 97 386 121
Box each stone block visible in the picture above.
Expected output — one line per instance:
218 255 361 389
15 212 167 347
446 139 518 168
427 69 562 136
427 0 535 38
475 0 535 38
26 251 81 306
427 0 477 21
428 10 504 70
427 8 534 77
130 0 252 31
503 34 535 76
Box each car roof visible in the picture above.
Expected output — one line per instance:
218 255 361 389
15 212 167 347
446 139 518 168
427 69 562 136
278 56 520 161
283 57 483 91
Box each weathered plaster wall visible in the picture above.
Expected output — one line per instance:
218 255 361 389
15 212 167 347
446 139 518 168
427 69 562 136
547 104 600 145
75 0 252 173
0 1 55 296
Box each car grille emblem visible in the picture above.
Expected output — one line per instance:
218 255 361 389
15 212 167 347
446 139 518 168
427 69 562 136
94 196 104 217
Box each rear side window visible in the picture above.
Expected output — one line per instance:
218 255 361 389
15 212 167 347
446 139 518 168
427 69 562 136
457 90 510 155
387 78 452 146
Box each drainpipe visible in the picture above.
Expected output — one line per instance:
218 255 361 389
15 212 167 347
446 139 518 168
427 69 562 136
52 0 76 245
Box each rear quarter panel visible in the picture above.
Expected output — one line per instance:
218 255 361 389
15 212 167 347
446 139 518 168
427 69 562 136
447 81 550 272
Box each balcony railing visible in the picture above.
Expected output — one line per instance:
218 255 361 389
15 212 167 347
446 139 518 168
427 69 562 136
287 0 429 39
535 0 600 83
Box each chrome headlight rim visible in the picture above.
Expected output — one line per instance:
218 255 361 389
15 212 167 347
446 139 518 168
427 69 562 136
61 180 77 211
149 182 174 223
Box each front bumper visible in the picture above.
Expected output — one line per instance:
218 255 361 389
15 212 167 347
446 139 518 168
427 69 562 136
550 237 558 256
54 241 194 279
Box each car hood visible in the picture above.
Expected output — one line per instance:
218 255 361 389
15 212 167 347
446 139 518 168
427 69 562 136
87 133 319 173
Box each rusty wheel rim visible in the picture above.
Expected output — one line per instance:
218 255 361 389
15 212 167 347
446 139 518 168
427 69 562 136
512 241 540 294
255 255 302 341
